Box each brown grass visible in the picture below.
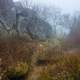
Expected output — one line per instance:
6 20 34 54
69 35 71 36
0 38 80 80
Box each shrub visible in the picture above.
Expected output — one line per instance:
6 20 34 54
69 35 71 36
7 62 29 79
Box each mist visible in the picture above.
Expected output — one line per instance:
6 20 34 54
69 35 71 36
13 0 80 14
0 0 80 80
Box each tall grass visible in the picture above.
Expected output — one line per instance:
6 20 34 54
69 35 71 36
0 39 80 80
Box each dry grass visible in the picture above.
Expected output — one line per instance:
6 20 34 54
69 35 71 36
0 39 80 80
38 51 80 80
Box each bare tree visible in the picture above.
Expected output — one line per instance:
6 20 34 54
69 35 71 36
19 0 32 8
67 12 80 47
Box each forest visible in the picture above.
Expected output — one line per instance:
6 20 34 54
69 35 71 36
0 0 80 80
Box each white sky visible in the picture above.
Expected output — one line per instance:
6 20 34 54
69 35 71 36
13 0 80 14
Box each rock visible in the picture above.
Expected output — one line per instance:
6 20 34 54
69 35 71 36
0 0 53 40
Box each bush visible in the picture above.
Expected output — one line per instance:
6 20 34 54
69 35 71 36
7 62 29 79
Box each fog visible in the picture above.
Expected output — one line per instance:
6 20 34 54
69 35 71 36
0 0 80 45
0 1 80 79
13 0 80 14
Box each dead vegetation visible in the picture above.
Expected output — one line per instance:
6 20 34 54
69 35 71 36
0 38 80 80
